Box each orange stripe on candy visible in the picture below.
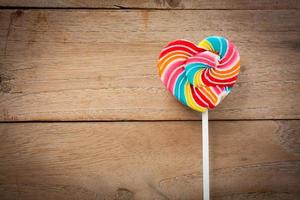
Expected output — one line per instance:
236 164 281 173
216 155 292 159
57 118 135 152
210 61 240 79
205 87 218 104
158 54 189 75
199 87 217 105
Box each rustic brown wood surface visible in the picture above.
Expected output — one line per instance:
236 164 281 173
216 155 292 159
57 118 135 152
0 121 299 200
0 1 299 199
0 10 300 121
0 0 299 9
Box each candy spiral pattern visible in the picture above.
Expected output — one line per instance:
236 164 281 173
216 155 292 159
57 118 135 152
157 36 240 112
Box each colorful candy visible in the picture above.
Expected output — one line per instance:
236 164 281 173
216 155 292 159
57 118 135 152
157 36 240 112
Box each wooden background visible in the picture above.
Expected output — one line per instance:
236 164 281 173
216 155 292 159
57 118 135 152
0 1 299 199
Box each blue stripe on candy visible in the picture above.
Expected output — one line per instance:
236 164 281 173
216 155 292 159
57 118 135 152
174 72 188 106
225 86 232 93
179 78 188 106
218 37 228 59
205 36 228 59
185 63 210 85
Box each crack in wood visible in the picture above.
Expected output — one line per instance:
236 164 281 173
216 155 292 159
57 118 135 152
115 188 134 200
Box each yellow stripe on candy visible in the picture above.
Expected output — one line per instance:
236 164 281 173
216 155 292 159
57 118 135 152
199 40 213 52
195 69 205 87
185 83 207 112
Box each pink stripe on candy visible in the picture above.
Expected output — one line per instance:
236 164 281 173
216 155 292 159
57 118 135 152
161 59 185 85
166 66 185 94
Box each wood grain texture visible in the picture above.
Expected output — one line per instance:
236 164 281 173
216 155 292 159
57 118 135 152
0 120 299 200
0 9 299 121
0 0 299 9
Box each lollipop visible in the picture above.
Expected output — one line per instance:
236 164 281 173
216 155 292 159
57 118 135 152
158 36 240 112
157 36 240 200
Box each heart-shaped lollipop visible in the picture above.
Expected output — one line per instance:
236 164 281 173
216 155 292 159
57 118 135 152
157 36 240 112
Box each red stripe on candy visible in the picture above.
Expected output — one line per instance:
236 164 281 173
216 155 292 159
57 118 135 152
194 87 215 109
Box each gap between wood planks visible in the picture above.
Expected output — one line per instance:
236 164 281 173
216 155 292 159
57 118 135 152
1 119 299 123
0 0 299 10
0 7 299 10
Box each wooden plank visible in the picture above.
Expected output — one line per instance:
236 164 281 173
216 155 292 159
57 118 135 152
0 0 299 9
0 10 299 121
0 120 299 199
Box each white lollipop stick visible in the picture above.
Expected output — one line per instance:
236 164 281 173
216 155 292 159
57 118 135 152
202 110 209 200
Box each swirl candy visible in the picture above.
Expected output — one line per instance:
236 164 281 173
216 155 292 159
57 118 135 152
157 36 240 112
